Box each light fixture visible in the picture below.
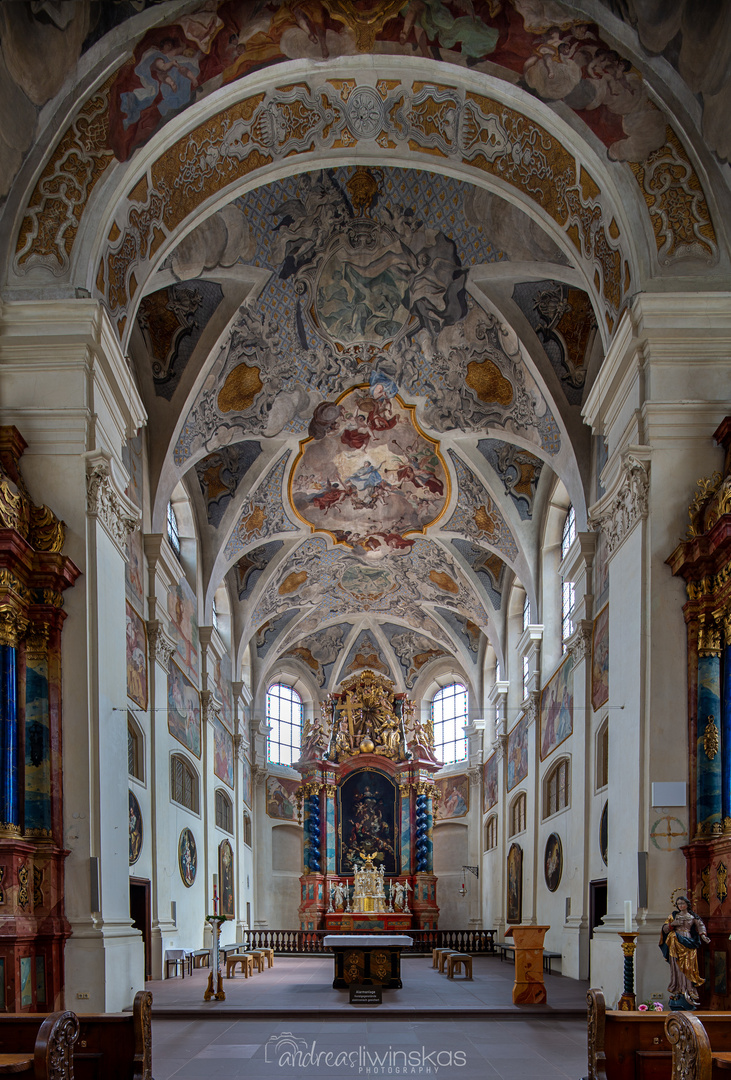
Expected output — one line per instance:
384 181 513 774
458 865 478 896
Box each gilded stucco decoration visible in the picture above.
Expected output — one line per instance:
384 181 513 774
223 452 297 560
444 451 519 562
629 128 717 265
97 79 628 338
477 439 544 520
12 1 718 290
283 624 352 687
251 536 486 646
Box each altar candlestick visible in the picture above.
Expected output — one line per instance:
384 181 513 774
213 874 219 916
624 900 632 932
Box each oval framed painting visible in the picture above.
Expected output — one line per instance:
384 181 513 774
178 827 197 887
128 791 143 865
544 833 562 892
600 801 608 866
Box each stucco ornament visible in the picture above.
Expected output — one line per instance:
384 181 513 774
85 451 140 554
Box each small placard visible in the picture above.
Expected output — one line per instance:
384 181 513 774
350 985 382 1005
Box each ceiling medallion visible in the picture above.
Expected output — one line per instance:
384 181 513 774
289 383 449 556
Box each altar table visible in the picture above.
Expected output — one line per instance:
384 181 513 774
323 934 413 989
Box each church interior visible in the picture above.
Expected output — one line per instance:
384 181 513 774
0 0 730 1073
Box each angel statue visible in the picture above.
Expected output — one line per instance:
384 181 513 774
659 894 710 1009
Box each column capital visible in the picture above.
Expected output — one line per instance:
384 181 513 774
589 449 650 559
566 619 593 665
146 619 176 669
85 450 140 555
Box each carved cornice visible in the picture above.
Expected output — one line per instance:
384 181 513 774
146 619 176 668
589 449 650 558
253 764 267 787
468 766 482 788
86 451 140 555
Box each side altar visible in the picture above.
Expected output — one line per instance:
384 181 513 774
294 670 440 931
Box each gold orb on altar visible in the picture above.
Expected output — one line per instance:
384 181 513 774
360 737 375 754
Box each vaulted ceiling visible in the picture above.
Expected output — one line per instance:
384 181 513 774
2 0 728 702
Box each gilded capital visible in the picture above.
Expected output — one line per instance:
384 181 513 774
26 624 50 661
0 609 29 649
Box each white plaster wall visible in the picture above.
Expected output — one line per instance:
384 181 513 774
433 822 468 929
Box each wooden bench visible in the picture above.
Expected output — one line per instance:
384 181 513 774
0 990 151 1080
585 988 731 1080
665 1012 731 1080
432 948 451 969
189 948 211 969
0 1011 78 1077
446 953 473 980
498 943 515 962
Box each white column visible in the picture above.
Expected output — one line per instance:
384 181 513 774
583 292 731 1005
0 298 148 1011
144 533 181 978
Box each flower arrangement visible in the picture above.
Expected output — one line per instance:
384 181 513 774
638 1001 664 1012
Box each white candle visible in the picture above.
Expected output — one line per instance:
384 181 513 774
624 900 632 932
213 874 218 888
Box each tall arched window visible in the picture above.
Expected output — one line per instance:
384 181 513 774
166 501 180 558
170 754 199 814
543 758 570 818
509 792 526 837
266 683 303 766
561 505 576 651
431 682 468 764
215 789 233 834
484 815 498 851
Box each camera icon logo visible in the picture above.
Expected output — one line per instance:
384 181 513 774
264 1032 310 1064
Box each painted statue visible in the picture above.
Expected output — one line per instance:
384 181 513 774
659 896 710 1009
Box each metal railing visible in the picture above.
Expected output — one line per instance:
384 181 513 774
233 928 496 955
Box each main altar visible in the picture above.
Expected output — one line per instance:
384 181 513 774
294 670 440 931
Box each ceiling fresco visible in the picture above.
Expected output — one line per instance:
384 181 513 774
147 162 574 694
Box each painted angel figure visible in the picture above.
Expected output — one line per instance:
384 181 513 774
659 896 710 1008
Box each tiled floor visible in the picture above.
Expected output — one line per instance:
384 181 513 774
150 956 590 1079
152 1016 589 1079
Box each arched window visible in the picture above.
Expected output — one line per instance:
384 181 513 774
522 594 531 631
212 596 219 631
522 654 530 701
596 720 609 791
266 683 303 766
166 501 180 558
170 754 199 814
243 811 252 847
128 712 143 781
561 504 576 558
561 505 576 652
544 758 570 818
215 789 233 834
431 682 468 764
509 792 526 837
484 815 498 851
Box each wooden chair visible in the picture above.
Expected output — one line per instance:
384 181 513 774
446 953 473 980
226 953 253 978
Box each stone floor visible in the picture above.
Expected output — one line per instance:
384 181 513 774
149 955 591 1079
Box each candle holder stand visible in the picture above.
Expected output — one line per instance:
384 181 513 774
204 915 227 1001
617 932 638 1011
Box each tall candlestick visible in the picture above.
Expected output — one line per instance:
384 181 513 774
213 874 219 916
624 900 632 932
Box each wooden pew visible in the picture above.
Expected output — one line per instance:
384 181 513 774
0 990 152 1080
665 1013 731 1080
586 988 731 1080
0 1011 79 1078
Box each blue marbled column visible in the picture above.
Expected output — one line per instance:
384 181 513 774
722 643 731 821
325 787 336 874
426 790 434 874
24 648 51 836
306 792 322 873
0 644 19 831
400 786 411 874
697 653 722 830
